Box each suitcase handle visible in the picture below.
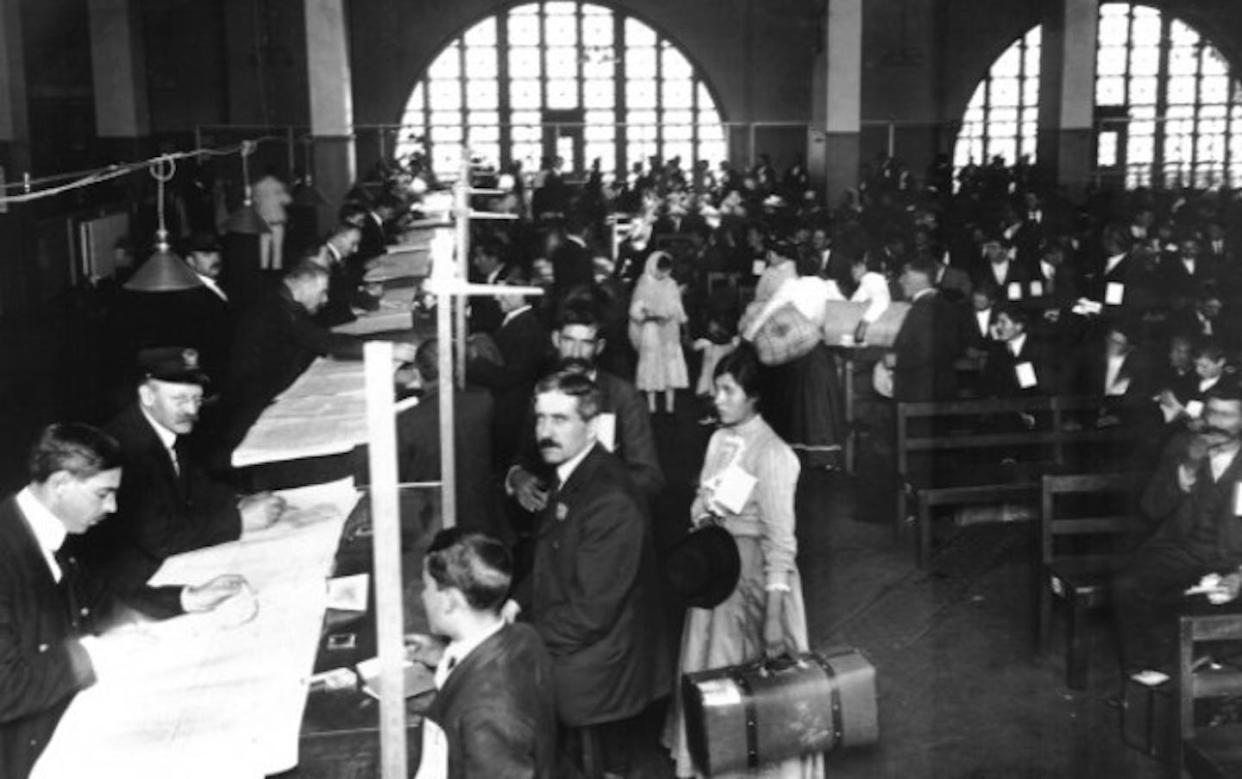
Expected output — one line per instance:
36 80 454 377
756 653 809 678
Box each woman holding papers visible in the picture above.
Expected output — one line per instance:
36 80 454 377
665 345 820 779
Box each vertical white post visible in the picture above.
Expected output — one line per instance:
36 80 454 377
454 154 471 390
437 264 457 530
363 341 406 779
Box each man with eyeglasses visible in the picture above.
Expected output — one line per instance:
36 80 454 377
66 348 287 591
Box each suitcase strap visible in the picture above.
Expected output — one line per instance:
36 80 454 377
732 672 761 769
810 653 846 748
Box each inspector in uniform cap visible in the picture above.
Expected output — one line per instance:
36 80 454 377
137 346 211 385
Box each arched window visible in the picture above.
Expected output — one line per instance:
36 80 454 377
397 2 727 181
953 3 1242 188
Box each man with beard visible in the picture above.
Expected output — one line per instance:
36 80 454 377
505 302 663 516
1114 384 1242 674
67 348 288 590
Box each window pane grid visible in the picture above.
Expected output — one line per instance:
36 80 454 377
955 2 1242 188
399 2 724 177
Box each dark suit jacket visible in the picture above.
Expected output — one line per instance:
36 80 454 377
893 291 962 402
935 265 974 303
522 445 670 727
0 497 182 778
222 283 365 450
1140 441 1242 566
982 335 1056 398
466 309 551 468
357 211 390 263
512 371 664 498
1157 255 1217 306
971 260 1027 300
396 388 504 540
422 623 557 779
179 285 234 384
549 238 595 301
69 404 240 590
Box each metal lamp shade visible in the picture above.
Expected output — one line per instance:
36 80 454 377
224 202 271 235
124 248 204 292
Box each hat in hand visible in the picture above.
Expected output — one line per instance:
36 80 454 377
666 524 741 609
138 347 211 386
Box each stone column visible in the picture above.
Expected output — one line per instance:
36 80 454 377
820 0 863 202
87 0 150 139
1037 0 1098 196
305 0 355 228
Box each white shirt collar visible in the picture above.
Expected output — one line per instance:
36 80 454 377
912 287 936 301
556 440 595 487
501 304 532 328
1040 260 1055 280
1200 376 1220 393
1105 252 1127 273
141 406 178 451
16 487 67 582
566 235 586 248
1008 332 1027 356
1182 257 1196 272
976 308 992 333
435 619 506 689
1210 446 1239 482
198 274 228 301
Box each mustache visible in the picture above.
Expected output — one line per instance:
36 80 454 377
538 438 559 449
558 357 592 373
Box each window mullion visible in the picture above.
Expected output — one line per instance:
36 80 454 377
1153 13 1171 186
498 14 512 173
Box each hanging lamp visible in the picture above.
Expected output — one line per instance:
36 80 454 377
125 156 203 292
224 139 271 235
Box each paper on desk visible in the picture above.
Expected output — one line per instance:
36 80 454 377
327 573 369 611
33 478 359 779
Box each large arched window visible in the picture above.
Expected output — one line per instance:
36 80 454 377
953 3 1242 188
397 2 727 181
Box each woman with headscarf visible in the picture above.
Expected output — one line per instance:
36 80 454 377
629 251 689 414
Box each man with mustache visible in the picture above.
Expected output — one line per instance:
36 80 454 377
512 371 670 777
67 348 286 591
1114 383 1242 675
506 301 663 516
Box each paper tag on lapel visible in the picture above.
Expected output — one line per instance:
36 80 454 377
596 413 617 452
555 502 568 521
1186 400 1204 419
752 259 766 276
1234 482 1242 517
1105 282 1125 305
1014 362 1037 389
1029 281 1044 298
1007 282 1023 301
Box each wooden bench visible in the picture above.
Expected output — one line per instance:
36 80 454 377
1035 472 1139 690
896 396 1136 567
1179 613 1242 777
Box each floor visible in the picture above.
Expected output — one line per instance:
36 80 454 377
0 307 1175 778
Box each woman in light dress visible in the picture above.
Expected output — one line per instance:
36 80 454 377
630 251 689 413
665 345 822 779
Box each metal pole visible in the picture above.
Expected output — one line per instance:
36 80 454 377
437 245 458 530
454 155 470 391
363 341 407 779
887 120 896 159
286 126 296 178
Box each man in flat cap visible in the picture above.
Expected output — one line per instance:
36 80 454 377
67 347 287 591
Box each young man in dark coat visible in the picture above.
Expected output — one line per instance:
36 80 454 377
513 371 671 777
891 259 963 402
0 424 248 779
417 529 556 778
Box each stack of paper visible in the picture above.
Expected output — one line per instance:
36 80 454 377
32 479 360 779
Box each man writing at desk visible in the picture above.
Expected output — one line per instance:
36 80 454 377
0 423 248 779
69 348 287 591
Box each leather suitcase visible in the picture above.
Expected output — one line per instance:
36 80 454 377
1122 676 1174 761
682 648 878 775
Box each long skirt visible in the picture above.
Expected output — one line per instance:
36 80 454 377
664 536 824 779
782 344 844 468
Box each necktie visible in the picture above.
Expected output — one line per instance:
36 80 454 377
54 547 87 631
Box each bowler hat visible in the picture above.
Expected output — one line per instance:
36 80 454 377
138 347 211 386
666 524 741 609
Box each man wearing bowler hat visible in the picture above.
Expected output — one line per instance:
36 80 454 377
66 347 287 591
